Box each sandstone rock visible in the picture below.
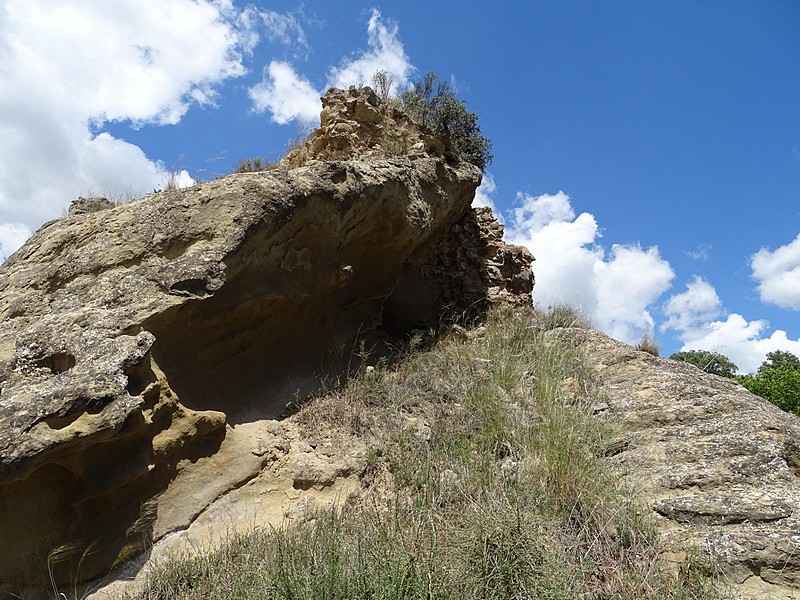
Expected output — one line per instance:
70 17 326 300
68 196 114 216
0 86 532 596
383 206 533 330
282 86 458 167
569 328 800 599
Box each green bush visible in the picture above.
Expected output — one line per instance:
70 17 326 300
396 72 493 170
739 350 800 415
669 350 737 378
759 349 800 372
536 303 590 330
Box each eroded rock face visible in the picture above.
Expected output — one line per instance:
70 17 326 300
0 87 532 595
67 196 114 216
282 86 457 166
569 329 800 599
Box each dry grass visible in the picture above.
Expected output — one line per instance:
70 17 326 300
636 333 661 357
108 305 717 600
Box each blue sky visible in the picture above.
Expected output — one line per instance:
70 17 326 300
1 1 798 372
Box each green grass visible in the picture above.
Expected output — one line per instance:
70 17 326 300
115 305 717 600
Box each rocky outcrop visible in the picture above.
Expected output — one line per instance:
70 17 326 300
570 329 800 599
67 196 114 216
0 87 532 596
281 86 458 166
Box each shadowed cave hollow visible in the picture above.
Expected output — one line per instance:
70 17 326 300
140 293 363 425
138 271 444 426
132 184 491 426
136 224 481 426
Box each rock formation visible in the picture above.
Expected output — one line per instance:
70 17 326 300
569 329 800 599
0 86 532 596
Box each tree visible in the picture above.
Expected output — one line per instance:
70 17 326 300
739 350 800 416
396 72 493 170
669 350 738 378
759 350 800 373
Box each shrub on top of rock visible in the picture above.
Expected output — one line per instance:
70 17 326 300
393 72 493 171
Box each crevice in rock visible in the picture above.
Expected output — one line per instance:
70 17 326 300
124 355 158 398
784 439 800 480
168 277 212 297
41 394 112 430
33 352 76 375
141 294 347 425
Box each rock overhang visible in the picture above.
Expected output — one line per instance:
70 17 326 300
0 87 533 595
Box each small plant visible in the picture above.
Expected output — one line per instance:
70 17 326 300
636 332 660 357
370 69 395 101
234 157 275 173
536 303 591 330
278 130 314 170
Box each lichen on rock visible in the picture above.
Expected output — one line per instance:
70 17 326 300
568 328 800 599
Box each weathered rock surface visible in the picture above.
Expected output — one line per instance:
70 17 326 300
570 329 800 599
67 196 114 216
0 87 532 596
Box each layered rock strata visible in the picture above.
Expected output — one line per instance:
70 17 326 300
0 87 532 596
569 329 800 599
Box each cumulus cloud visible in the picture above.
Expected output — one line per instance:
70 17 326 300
751 233 800 310
0 223 33 263
249 9 414 125
593 245 675 343
0 0 259 257
504 191 674 344
327 9 414 91
472 172 499 216
661 276 722 332
249 61 322 125
676 314 800 374
661 276 800 373
506 192 601 312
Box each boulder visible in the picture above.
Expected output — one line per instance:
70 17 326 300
570 328 800 599
67 196 114 216
0 87 532 595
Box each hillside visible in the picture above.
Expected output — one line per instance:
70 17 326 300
0 87 798 600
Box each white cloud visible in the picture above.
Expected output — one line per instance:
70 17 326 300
594 244 674 343
327 9 414 92
505 191 674 344
248 9 414 126
472 172 499 216
677 314 800 374
661 276 722 332
248 61 322 125
0 0 256 257
0 223 33 262
260 10 309 51
661 276 800 373
684 243 711 261
751 233 800 310
506 192 601 312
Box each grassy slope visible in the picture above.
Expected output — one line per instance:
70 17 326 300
118 306 717 599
